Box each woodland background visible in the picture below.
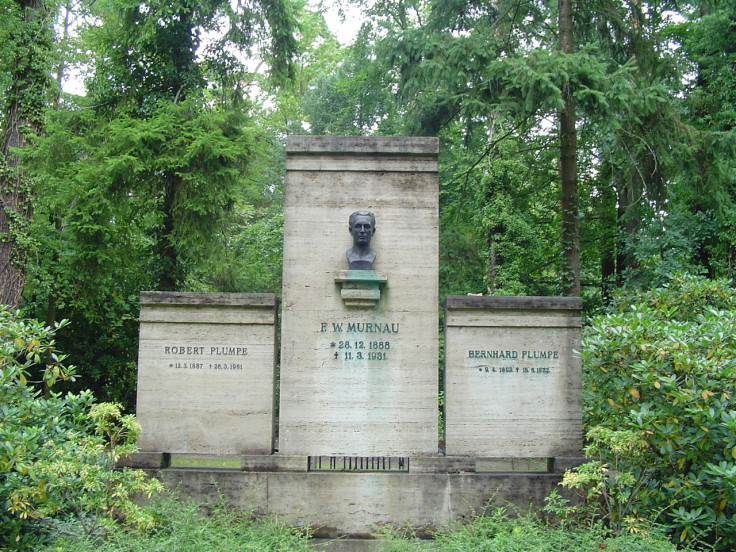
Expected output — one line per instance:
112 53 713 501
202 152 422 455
1 0 734 407
2 0 736 548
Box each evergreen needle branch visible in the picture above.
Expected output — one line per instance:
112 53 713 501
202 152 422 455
447 116 531 188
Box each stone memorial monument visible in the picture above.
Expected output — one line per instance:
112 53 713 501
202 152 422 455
131 136 584 537
278 136 440 457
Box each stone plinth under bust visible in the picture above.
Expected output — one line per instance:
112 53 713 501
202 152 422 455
334 270 387 307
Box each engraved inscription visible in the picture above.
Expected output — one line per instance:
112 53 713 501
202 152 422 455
164 346 248 356
467 349 559 359
331 340 391 361
320 322 399 333
163 344 249 370
170 362 244 370
320 320 398 363
474 365 551 374
467 348 559 375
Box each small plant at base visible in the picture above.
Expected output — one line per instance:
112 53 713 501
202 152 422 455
561 427 652 536
542 490 591 529
89 402 141 458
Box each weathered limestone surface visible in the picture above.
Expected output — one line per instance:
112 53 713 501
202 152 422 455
444 296 583 457
136 292 278 455
279 136 439 456
160 467 566 538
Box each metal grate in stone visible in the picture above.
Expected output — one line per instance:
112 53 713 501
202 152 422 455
309 456 409 472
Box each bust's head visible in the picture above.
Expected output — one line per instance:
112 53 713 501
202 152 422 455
349 211 376 246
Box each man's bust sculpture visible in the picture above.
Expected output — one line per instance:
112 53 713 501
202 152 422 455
346 211 376 270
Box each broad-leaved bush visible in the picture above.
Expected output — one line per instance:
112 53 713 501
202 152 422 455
572 275 736 549
0 307 162 549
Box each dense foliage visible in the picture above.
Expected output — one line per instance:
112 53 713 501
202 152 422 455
0 307 162 549
571 276 736 548
10 0 297 407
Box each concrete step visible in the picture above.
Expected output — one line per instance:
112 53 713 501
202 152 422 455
311 538 434 551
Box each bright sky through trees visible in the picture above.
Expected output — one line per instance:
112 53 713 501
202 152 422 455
60 0 363 95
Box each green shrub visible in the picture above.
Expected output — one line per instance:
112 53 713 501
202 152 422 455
575 275 736 548
0 307 162 549
560 427 652 536
418 506 687 552
40 495 314 552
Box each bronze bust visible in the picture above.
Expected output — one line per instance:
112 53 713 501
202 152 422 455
346 211 376 270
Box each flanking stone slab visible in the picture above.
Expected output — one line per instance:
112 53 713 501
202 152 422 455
136 292 278 455
444 296 583 458
278 136 439 457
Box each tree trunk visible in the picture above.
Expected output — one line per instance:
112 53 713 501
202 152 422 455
0 0 54 307
0 97 32 307
616 181 640 281
488 236 498 292
156 171 181 291
598 162 617 299
558 0 580 296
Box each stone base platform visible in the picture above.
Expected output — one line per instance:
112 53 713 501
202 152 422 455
124 454 585 537
311 539 386 551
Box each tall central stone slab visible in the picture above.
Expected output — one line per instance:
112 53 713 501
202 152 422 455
279 136 439 456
